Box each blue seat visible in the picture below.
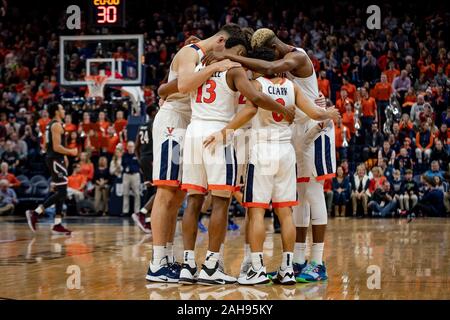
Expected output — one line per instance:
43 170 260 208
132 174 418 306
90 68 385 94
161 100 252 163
30 175 47 185
33 181 50 197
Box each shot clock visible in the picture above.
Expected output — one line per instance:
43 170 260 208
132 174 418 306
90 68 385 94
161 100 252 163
89 0 126 27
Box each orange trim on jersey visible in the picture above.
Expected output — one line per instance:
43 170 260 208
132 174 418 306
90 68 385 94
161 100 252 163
152 180 180 187
297 177 311 183
208 184 236 192
243 202 270 209
181 183 207 193
316 173 336 181
272 201 299 208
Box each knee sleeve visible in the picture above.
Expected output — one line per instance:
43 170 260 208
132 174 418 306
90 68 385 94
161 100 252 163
309 180 328 225
293 201 310 227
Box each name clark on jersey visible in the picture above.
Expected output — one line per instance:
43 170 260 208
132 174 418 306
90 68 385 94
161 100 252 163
268 85 288 96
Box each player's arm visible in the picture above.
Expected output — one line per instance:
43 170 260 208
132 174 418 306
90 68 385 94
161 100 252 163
293 83 340 122
52 123 77 157
230 68 295 122
157 79 178 98
204 51 306 76
177 47 240 94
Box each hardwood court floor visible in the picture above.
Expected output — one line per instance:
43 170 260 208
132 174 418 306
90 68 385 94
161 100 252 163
0 215 449 300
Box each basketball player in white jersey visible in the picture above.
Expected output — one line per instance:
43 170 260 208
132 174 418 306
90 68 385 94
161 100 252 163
158 36 296 285
147 24 246 283
204 28 337 282
203 47 339 285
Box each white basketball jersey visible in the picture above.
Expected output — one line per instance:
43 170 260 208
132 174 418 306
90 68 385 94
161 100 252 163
162 44 205 116
190 64 238 122
288 47 336 179
251 77 295 144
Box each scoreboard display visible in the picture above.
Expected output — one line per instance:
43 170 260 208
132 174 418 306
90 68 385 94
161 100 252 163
89 0 126 27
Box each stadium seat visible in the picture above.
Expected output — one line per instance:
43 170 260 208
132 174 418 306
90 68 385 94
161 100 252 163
30 175 47 185
33 181 50 197
16 175 30 183
17 180 33 197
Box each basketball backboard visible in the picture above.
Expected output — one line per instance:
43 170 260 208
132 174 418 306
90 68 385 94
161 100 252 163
59 34 144 86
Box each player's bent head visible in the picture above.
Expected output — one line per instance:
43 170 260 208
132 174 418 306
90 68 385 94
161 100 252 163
251 28 276 50
213 23 242 51
225 35 250 57
250 47 276 62
47 101 64 119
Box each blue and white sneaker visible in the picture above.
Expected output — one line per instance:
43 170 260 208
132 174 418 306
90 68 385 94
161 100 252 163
296 261 328 283
146 260 180 283
267 261 307 280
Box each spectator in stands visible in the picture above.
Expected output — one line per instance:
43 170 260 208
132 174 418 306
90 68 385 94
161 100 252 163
369 180 397 217
368 166 387 195
411 175 445 217
384 61 400 84
373 74 392 124
425 161 445 181
334 117 351 161
114 110 128 136
0 179 17 215
399 169 419 213
391 169 404 210
341 77 357 101
109 147 123 181
410 94 425 129
336 88 352 115
350 164 370 217
79 152 94 182
67 163 87 202
332 166 350 217
415 122 434 165
6 114 20 134
378 140 396 167
317 71 330 99
361 50 378 83
363 122 384 166
121 141 141 216
395 147 414 174
94 156 110 215
392 70 411 104
64 114 77 134
430 139 449 171
360 87 378 129
22 124 39 157
1 141 19 173
0 162 20 188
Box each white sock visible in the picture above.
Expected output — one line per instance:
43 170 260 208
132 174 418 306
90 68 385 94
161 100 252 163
140 208 148 214
251 252 264 270
53 217 62 226
281 252 294 270
145 217 151 223
294 242 307 264
311 243 324 265
35 205 44 215
204 251 220 269
183 250 196 268
152 245 166 266
166 242 175 263
244 243 250 260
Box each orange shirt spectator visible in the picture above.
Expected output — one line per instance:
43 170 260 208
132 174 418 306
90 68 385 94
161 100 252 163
361 96 377 118
384 68 400 84
317 72 331 98
37 117 50 135
341 82 357 101
68 173 87 191
114 119 127 134
342 111 356 135
336 94 353 115
64 123 77 134
403 90 417 107
80 162 94 181
106 134 120 155
0 173 21 188
373 80 393 102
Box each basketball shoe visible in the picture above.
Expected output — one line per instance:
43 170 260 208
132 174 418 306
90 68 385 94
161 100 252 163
179 263 199 284
296 261 328 283
272 266 296 285
238 265 270 285
197 262 237 285
52 224 72 235
146 259 180 283
132 212 151 234
267 261 307 280
26 210 38 232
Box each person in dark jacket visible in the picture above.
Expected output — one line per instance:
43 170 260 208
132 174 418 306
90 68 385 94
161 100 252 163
332 166 351 217
430 139 449 171
363 122 384 165
411 175 445 217
399 169 419 213
368 180 397 217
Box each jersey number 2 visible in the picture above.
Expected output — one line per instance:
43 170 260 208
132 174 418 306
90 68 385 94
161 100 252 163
272 98 285 122
196 80 217 104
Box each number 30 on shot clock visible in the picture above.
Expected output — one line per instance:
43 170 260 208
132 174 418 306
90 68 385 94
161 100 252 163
89 0 126 27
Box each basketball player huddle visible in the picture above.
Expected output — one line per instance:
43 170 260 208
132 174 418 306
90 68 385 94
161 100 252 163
147 24 339 286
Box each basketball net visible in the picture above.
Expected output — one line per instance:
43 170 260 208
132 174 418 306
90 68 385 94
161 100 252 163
85 75 110 99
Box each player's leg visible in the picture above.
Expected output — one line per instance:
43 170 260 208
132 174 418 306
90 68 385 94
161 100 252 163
198 192 212 233
26 158 71 235
132 157 155 233
146 110 186 282
198 141 237 285
270 145 298 285
297 180 328 283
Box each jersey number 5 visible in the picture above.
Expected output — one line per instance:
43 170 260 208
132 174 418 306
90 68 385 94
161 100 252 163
272 98 285 122
196 80 217 104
